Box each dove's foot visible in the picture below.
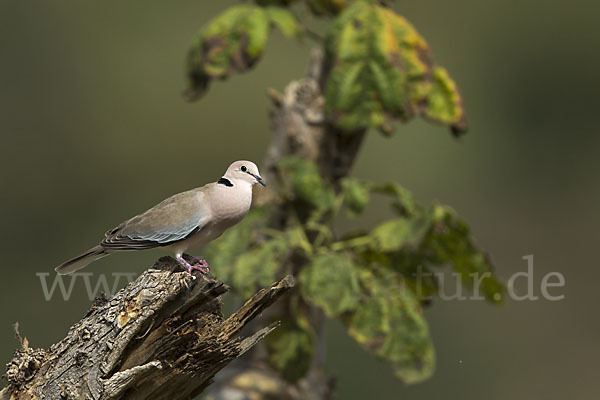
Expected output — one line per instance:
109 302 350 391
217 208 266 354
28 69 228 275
182 253 206 266
177 255 210 275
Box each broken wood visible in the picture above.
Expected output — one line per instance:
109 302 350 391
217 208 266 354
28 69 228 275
1 257 294 400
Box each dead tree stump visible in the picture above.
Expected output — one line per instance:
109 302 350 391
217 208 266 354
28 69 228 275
1 257 294 400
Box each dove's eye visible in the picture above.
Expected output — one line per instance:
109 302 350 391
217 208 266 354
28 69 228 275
240 165 248 172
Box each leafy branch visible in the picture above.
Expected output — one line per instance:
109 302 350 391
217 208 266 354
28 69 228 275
185 0 499 392
204 156 503 383
186 0 466 136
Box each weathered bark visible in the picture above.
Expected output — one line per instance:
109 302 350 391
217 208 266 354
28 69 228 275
257 48 366 207
1 257 294 400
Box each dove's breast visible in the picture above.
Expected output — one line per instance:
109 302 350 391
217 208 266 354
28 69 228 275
163 182 252 255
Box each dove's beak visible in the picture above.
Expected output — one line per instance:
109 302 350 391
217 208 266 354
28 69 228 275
256 176 267 187
250 173 266 187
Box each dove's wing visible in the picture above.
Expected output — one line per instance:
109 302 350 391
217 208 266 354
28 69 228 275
101 186 211 250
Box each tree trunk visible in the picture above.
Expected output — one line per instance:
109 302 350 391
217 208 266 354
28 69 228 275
206 48 367 400
1 257 294 400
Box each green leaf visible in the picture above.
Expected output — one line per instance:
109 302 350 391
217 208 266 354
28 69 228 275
286 225 313 255
347 268 435 384
278 156 335 214
341 177 370 217
232 236 288 298
186 5 270 100
306 0 348 16
371 183 419 216
354 180 503 303
266 314 315 382
265 7 303 38
423 67 467 136
299 252 361 316
423 205 504 303
324 1 467 135
346 294 383 343
370 214 432 252
402 264 439 301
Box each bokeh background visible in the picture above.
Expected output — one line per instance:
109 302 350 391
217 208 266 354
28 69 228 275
1 1 599 398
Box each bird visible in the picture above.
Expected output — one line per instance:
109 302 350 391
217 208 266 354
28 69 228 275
55 160 266 275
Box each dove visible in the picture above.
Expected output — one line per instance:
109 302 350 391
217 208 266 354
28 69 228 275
55 160 266 275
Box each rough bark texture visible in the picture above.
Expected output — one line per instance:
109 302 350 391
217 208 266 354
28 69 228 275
205 48 366 400
1 257 294 400
257 48 366 206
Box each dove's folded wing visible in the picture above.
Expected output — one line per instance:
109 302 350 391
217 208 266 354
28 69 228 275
101 188 210 250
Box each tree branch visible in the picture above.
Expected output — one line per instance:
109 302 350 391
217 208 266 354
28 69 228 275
2 257 294 400
208 47 366 400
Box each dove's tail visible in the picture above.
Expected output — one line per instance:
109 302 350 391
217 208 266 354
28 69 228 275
55 245 110 275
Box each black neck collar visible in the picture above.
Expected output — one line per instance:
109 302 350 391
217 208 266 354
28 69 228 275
217 177 233 187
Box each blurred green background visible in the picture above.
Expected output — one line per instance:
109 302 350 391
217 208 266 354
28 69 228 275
1 0 598 398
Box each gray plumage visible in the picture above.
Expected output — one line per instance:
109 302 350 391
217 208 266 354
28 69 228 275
56 160 265 274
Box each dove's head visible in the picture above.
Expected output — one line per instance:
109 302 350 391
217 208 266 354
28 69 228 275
223 160 266 187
